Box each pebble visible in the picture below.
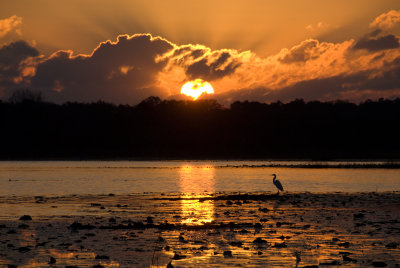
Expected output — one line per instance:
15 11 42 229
19 215 32 221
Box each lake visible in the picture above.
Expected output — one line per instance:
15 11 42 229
1 161 399 196
1 161 400 267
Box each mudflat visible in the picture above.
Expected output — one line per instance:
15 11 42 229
0 192 399 267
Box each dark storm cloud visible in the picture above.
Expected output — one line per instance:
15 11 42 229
30 34 173 104
184 51 241 81
0 40 39 90
353 34 400 52
268 73 369 102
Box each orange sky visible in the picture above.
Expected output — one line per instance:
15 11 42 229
1 1 400 104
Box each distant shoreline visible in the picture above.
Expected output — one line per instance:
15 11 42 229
1 159 400 168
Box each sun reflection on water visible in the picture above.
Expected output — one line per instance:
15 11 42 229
179 165 215 225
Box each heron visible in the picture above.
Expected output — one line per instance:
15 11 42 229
271 174 284 194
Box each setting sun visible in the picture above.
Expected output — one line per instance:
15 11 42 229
181 79 214 100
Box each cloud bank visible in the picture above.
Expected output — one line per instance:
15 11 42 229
1 10 400 104
0 40 39 96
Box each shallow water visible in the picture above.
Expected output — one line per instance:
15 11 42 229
0 192 399 267
1 161 400 196
1 161 400 267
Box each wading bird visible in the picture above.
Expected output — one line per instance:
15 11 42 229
272 174 284 194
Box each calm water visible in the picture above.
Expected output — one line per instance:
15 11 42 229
0 161 399 196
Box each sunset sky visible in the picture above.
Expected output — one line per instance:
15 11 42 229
1 0 400 104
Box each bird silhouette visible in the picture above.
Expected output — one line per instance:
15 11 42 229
271 174 284 195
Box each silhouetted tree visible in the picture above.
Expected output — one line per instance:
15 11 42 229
1 97 399 159
8 89 43 104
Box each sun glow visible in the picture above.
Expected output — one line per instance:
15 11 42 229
181 79 214 100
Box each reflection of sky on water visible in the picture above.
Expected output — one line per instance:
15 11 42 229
179 166 215 225
1 161 400 196
0 224 115 267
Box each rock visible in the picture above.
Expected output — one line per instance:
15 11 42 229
85 233 95 237
253 237 268 244
133 221 145 228
338 242 350 248
69 222 95 230
259 207 269 212
18 246 30 253
385 242 398 249
353 213 365 219
146 216 154 224
372 261 387 267
19 215 32 221
229 241 243 247
274 242 287 248
254 223 262 228
319 260 340 265
95 255 110 260
223 250 233 257
49 256 56 265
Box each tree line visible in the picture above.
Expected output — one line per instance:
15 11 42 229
1 95 400 159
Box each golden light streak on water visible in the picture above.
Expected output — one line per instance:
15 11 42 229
179 165 215 225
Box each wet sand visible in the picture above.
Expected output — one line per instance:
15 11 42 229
0 192 399 267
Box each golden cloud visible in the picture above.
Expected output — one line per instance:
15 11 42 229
370 10 400 30
0 15 22 38
2 10 400 105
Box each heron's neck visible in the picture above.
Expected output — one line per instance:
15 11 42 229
272 175 276 180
